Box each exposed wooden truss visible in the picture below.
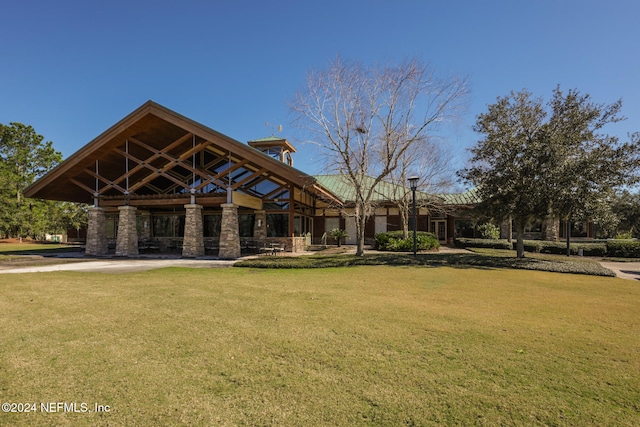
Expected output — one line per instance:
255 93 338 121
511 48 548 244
24 101 341 210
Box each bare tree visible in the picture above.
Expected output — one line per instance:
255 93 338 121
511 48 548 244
385 138 455 239
291 56 468 255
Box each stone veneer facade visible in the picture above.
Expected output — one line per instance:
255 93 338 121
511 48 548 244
542 218 560 241
86 207 108 256
218 203 241 259
182 204 205 257
500 219 512 242
115 205 139 257
253 210 267 246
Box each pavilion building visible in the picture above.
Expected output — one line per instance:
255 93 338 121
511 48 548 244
27 101 542 258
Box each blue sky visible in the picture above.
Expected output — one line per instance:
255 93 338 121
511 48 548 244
2 0 639 184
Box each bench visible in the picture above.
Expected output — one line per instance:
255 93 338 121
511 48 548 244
259 243 285 255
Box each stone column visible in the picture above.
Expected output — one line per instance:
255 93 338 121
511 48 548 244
500 219 512 242
542 218 560 241
253 210 267 246
86 207 108 256
115 206 139 257
182 204 205 258
218 203 241 259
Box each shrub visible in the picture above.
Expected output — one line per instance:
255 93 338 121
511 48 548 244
614 231 634 240
513 240 543 253
374 230 439 252
477 223 500 240
329 228 349 247
606 240 640 258
456 238 608 257
534 241 607 257
454 238 511 250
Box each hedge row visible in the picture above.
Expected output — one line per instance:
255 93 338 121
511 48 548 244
606 240 640 258
453 238 511 250
454 238 638 258
375 231 440 252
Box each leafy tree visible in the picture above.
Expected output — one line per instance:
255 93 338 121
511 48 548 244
0 122 63 238
458 87 640 258
291 56 468 255
611 190 640 238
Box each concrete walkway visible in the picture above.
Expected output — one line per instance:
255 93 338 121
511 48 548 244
597 261 640 281
0 257 238 274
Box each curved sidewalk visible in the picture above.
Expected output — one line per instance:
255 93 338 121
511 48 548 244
0 257 238 274
597 261 640 281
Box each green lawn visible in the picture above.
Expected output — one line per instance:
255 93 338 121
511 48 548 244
1 266 639 426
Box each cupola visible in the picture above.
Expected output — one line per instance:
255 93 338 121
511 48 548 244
248 136 296 166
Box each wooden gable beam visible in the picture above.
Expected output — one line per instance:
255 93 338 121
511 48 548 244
83 168 128 195
126 136 228 190
231 167 267 191
264 184 289 200
69 178 96 195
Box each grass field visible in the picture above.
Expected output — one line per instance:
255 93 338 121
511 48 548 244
1 266 639 426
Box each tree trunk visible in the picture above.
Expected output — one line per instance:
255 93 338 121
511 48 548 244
514 220 526 258
356 214 366 256
400 206 410 239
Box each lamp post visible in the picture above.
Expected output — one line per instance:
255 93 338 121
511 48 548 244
408 176 419 256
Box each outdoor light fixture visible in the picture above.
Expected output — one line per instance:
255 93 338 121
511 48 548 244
408 176 419 256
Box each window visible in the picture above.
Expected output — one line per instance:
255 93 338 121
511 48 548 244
204 215 221 238
238 214 255 237
267 214 288 237
152 215 184 237
106 214 117 239
454 219 475 238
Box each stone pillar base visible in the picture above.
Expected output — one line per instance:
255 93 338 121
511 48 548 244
219 203 241 259
183 204 205 258
116 206 139 257
542 218 560 241
500 219 512 242
86 207 108 256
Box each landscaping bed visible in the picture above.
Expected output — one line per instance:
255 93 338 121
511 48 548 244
236 249 616 277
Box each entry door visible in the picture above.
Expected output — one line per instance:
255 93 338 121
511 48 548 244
345 217 357 245
374 216 387 235
431 220 446 241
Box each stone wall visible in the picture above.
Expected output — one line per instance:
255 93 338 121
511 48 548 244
500 219 512 242
218 203 241 259
253 210 267 246
542 218 560 241
115 206 139 257
182 204 205 257
85 207 108 256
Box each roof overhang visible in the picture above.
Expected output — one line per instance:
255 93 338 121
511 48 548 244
25 101 320 206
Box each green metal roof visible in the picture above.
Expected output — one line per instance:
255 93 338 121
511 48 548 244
247 135 286 143
313 174 478 206
440 188 481 206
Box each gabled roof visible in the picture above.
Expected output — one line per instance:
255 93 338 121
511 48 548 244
25 101 318 205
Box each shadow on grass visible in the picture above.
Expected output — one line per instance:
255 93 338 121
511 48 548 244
0 246 84 256
235 252 616 277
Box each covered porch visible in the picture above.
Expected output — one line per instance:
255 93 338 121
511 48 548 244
25 101 336 259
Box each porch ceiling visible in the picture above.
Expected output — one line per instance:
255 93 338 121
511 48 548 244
25 101 328 207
